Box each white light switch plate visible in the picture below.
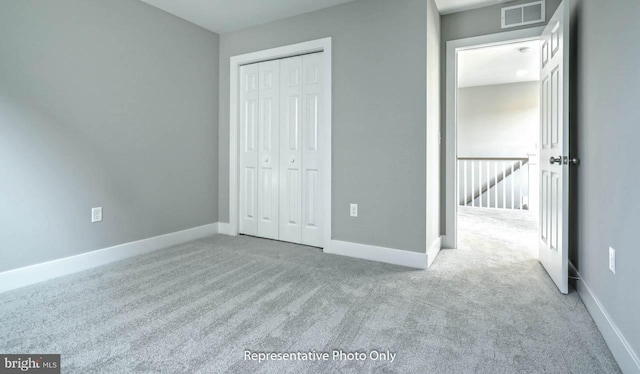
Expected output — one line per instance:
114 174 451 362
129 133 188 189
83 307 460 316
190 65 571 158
92 207 103 223
350 204 358 217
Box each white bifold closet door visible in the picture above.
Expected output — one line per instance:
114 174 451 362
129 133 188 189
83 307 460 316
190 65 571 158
239 53 323 247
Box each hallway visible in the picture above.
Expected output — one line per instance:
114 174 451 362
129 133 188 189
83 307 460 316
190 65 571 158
458 206 538 261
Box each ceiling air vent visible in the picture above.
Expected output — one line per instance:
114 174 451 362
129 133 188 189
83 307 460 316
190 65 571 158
501 1 545 29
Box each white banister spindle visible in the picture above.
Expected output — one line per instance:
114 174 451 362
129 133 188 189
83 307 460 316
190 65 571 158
502 161 507 209
518 160 523 210
486 161 490 208
464 161 468 207
479 161 483 208
456 160 462 205
458 161 461 205
493 161 500 209
511 163 515 210
471 160 475 207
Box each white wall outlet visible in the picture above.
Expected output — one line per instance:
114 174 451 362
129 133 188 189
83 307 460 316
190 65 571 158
91 207 103 223
350 203 358 217
609 247 616 274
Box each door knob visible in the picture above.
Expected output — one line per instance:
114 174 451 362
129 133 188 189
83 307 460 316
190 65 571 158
264 157 269 163
290 158 295 164
549 156 562 165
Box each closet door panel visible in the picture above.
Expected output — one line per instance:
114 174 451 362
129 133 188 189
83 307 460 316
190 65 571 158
301 53 323 247
257 61 281 239
279 56 303 244
239 64 259 235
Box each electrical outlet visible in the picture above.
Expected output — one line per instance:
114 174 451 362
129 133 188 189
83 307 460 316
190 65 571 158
609 247 616 274
91 207 103 223
350 204 358 217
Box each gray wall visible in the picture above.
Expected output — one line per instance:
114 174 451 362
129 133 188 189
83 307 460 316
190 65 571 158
572 0 640 367
218 0 430 253
440 0 561 235
0 0 220 272
427 0 442 247
458 82 539 158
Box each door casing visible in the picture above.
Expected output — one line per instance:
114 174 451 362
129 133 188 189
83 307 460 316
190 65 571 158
228 38 332 250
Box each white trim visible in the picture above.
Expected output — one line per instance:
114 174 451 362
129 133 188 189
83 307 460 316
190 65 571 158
228 38 333 251
570 263 640 374
427 236 443 268
326 240 427 270
0 223 218 294
216 222 234 236
443 27 544 249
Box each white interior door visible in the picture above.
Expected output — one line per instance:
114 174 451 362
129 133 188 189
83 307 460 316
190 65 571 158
539 0 570 294
257 60 280 239
279 56 303 244
239 64 259 236
301 53 323 247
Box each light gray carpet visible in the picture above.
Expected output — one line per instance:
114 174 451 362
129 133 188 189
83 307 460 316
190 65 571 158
0 208 620 373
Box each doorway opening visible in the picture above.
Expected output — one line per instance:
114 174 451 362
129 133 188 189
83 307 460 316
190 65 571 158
455 38 541 259
444 2 571 294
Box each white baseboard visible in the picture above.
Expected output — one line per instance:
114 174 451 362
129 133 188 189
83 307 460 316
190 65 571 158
427 236 443 268
0 223 219 294
215 226 425 270
441 234 455 250
570 262 640 374
217 222 235 236
325 240 427 269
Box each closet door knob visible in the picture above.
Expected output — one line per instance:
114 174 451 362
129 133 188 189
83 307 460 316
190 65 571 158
290 158 295 164
264 157 269 163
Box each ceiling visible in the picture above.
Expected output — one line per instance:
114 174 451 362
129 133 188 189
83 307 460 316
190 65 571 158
435 0 511 14
458 40 540 88
140 0 358 34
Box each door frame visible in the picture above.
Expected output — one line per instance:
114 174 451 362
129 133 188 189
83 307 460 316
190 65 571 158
443 27 544 249
228 37 332 250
